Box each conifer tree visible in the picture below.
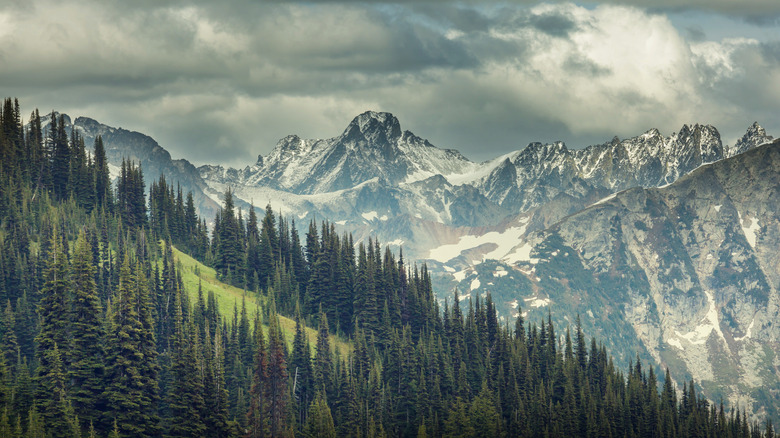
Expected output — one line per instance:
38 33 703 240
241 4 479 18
216 189 245 285
93 136 113 211
314 311 334 400
69 230 107 432
246 317 268 438
1 300 19 371
49 113 70 200
266 311 292 437
203 320 232 437
290 305 314 428
104 255 158 438
167 287 206 437
304 391 337 438
38 344 80 438
36 227 71 382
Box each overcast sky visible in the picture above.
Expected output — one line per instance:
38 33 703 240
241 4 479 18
1 0 779 166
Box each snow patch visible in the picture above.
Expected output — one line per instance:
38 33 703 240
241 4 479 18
738 211 759 249
362 211 378 221
427 222 528 263
470 279 481 290
505 241 539 265
510 299 518 309
453 270 467 282
714 204 721 212
443 266 456 273
674 290 726 346
379 215 389 221
493 270 508 277
667 337 684 350
734 318 756 341
587 310 594 319
335 220 347 225
387 239 405 246
524 296 550 308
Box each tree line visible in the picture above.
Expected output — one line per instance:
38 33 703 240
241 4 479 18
0 98 776 437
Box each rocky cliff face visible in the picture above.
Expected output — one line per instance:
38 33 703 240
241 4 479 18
442 140 780 421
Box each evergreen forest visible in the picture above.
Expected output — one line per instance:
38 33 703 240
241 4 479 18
0 98 777 437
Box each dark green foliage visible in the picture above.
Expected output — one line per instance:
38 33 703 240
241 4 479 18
304 391 336 438
69 230 107 431
290 305 314 430
117 159 147 229
103 256 160 437
167 287 207 437
246 317 268 438
49 113 70 201
38 344 80 437
214 189 245 286
266 311 292 437
36 228 71 380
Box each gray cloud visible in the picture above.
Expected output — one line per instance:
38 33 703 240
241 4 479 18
0 0 778 167
529 11 577 37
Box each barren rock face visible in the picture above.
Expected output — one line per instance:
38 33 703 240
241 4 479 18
508 140 780 421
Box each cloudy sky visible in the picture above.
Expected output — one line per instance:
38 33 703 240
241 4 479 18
1 0 779 166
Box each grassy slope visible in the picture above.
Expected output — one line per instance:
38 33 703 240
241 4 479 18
172 246 350 355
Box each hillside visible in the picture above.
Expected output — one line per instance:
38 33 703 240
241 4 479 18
172 246 349 353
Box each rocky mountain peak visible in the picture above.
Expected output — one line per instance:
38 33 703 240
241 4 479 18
729 122 773 157
74 116 110 138
747 121 765 137
39 111 72 127
341 111 402 146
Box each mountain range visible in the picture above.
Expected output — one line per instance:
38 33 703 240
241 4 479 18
47 109 778 421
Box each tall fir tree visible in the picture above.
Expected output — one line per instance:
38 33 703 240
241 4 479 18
103 255 159 438
69 230 107 432
36 227 71 385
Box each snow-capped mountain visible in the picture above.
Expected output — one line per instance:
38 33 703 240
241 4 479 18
200 113 772 267
470 123 773 214
199 111 477 195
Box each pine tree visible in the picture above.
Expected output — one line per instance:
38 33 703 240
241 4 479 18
69 230 107 432
304 391 337 438
38 344 80 437
266 311 292 437
290 305 314 429
1 300 19 371
216 189 245 285
93 136 113 211
103 255 158 437
36 227 71 384
203 320 233 437
167 287 206 437
246 317 268 438
314 311 334 400
49 113 70 200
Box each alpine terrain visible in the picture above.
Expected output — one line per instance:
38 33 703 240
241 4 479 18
30 107 779 423
196 111 779 421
